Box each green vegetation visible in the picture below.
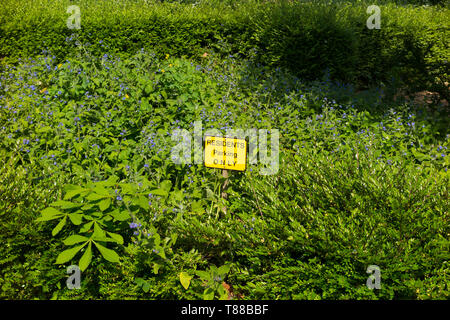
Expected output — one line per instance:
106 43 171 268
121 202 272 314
1 0 449 98
0 0 448 300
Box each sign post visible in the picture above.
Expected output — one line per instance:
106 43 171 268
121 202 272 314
221 169 229 215
204 136 247 215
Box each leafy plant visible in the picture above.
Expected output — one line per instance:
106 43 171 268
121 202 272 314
35 177 143 271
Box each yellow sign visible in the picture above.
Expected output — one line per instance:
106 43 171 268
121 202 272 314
204 136 247 171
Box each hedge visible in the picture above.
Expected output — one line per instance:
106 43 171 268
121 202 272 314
0 0 448 97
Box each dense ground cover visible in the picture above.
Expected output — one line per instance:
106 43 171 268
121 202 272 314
0 0 449 300
1 0 449 97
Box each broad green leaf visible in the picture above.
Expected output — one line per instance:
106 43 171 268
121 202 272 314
138 196 149 210
203 287 215 300
92 185 110 196
36 207 64 222
55 243 86 264
149 188 168 197
121 183 135 194
50 200 83 209
135 277 145 286
110 210 130 221
190 200 204 214
218 264 231 275
196 270 210 280
153 263 161 275
93 222 106 238
63 234 89 245
68 213 83 225
79 242 92 271
157 248 166 260
92 235 114 242
86 193 107 201
142 282 150 293
63 187 86 200
171 190 184 203
106 175 119 185
107 232 124 245
80 221 94 232
179 272 192 290
52 216 67 236
93 241 120 263
144 84 153 95
210 265 218 274
81 203 95 211
153 233 161 246
98 198 111 211
160 180 172 193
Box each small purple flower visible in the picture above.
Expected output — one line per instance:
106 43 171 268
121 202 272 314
116 195 123 201
129 222 138 229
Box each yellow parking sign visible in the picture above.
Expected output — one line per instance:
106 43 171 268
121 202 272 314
204 136 247 171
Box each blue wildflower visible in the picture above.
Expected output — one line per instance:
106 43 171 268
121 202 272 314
129 222 138 229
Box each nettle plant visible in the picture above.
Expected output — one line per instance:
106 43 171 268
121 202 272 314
35 176 164 271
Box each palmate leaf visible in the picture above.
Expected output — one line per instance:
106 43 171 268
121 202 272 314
50 200 83 209
63 186 86 200
109 209 130 221
63 234 89 245
93 241 120 263
98 198 111 211
93 222 106 238
68 212 83 225
80 221 94 232
35 207 64 222
55 243 86 264
79 242 92 271
52 216 67 236
107 232 124 245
